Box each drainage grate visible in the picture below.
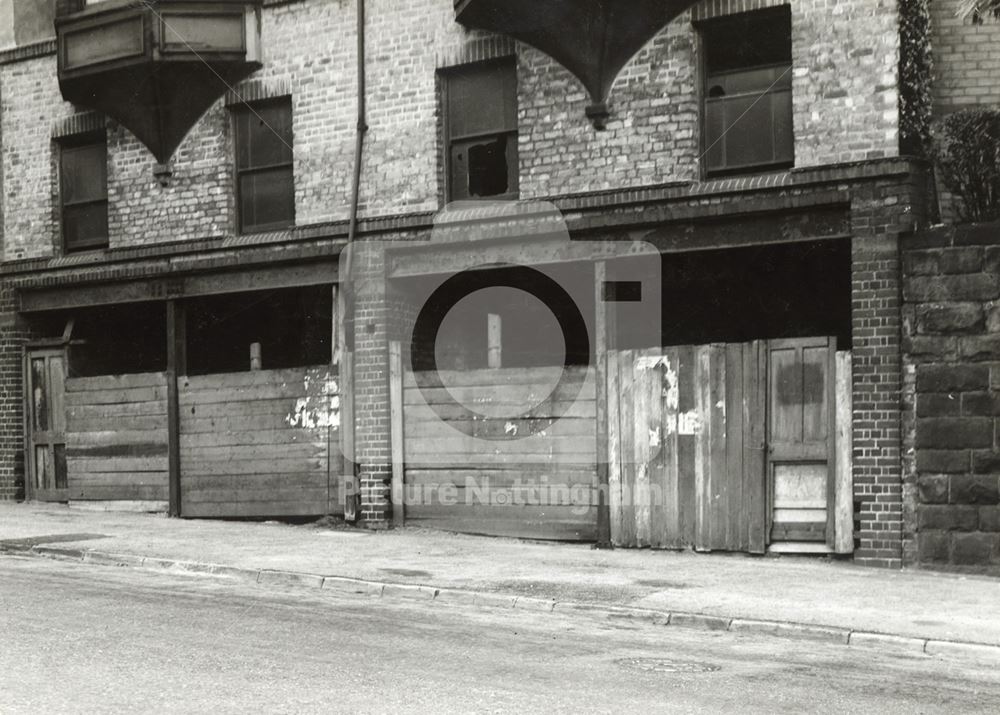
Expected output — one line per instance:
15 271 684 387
616 657 721 674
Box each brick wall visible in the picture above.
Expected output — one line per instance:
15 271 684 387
0 285 28 500
929 0 1000 115
848 170 930 569
902 221 1000 572
1 0 903 262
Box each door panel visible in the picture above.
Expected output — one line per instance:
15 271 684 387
26 350 69 501
767 338 835 545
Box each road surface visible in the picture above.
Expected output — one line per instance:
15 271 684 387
1 557 997 713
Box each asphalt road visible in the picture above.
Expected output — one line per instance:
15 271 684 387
1 557 998 714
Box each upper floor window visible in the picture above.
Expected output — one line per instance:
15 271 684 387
701 6 793 176
60 135 108 253
234 97 294 233
443 60 518 201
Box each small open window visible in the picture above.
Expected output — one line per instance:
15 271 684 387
443 60 518 201
701 7 794 175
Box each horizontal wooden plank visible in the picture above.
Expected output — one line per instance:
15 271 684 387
180 413 336 434
405 366 591 389
66 443 168 459
65 372 167 392
405 513 597 541
403 400 595 423
68 476 168 491
182 501 331 518
67 457 168 473
182 443 328 461
404 380 595 407
179 429 333 449
180 486 330 504
179 458 327 475
180 385 338 405
65 386 168 406
405 436 596 458
182 398 316 419
405 485 597 507
66 415 168 433
404 417 594 440
182 367 337 391
404 468 597 489
66 430 168 447
176 473 343 490
67 402 167 419
68 485 168 500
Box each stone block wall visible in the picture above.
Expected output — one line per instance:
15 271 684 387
902 221 1000 571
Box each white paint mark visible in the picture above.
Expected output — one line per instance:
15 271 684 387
504 421 518 437
648 426 660 448
285 372 341 430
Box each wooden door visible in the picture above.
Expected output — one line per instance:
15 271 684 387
766 337 836 546
25 349 69 502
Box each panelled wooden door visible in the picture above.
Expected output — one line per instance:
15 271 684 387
25 349 69 502
766 337 836 546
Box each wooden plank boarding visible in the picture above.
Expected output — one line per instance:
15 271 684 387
745 341 768 554
594 260 611 547
390 341 405 527
166 300 185 517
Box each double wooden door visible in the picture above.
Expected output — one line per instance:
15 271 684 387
25 349 69 501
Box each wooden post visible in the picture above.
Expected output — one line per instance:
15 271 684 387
249 342 262 371
389 340 405 527
594 261 612 548
834 351 854 554
165 300 186 518
487 313 502 369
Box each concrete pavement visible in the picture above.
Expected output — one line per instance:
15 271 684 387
1 503 999 657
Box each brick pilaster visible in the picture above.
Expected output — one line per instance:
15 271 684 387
851 214 904 567
0 285 28 501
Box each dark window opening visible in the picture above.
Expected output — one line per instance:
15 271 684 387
66 302 167 377
60 135 108 252
234 97 294 233
613 239 851 351
443 60 518 201
407 263 593 370
185 285 332 376
701 6 793 175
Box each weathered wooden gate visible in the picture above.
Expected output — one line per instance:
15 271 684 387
608 339 853 553
64 372 169 509
178 367 341 517
396 360 598 540
608 343 768 551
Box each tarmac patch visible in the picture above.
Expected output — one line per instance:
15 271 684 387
0 533 109 552
616 657 721 674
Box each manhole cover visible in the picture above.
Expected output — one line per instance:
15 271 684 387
616 657 721 674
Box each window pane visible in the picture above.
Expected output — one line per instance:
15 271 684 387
240 167 294 231
237 100 293 169
63 202 109 250
447 62 516 138
704 7 791 74
61 143 107 204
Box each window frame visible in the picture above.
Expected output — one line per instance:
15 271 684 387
698 7 794 178
442 59 519 202
59 133 109 254
232 96 295 235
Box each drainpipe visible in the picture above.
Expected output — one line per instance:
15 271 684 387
339 0 367 521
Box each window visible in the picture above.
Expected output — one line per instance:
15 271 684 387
443 61 518 201
701 7 793 175
60 136 108 252
234 98 294 233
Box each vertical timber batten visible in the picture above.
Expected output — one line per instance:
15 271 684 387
594 261 611 547
166 300 186 517
389 340 405 527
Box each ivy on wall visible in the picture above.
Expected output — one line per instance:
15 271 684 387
899 0 933 156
